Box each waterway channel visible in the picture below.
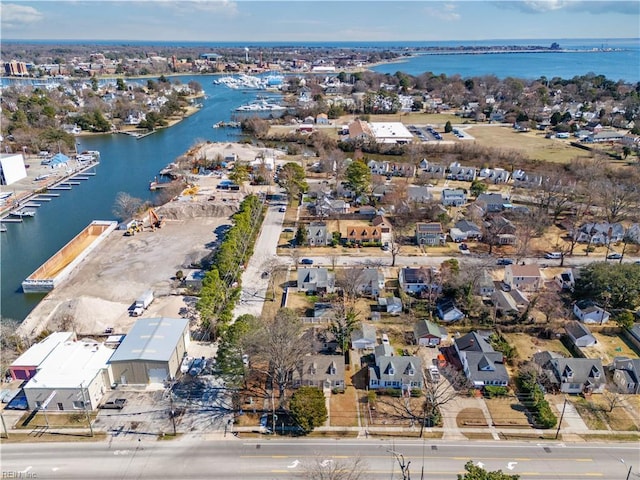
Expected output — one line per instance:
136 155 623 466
0 75 272 323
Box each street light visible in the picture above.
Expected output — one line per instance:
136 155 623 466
620 459 633 480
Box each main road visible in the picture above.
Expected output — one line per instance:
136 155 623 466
1 438 637 479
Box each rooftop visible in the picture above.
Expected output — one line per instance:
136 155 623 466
11 332 75 368
109 317 189 363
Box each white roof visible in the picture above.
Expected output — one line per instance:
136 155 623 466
11 332 75 368
368 122 414 143
24 340 114 390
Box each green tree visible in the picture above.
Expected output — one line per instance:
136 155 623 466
228 164 249 185
573 263 640 310
290 386 327 434
277 162 308 200
116 78 126 91
90 76 98 92
615 311 635 330
295 225 307 246
329 304 360 355
458 461 519 480
444 120 453 133
470 180 488 197
345 159 371 200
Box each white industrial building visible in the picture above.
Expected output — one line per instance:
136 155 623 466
23 339 115 411
368 122 414 144
0 153 28 185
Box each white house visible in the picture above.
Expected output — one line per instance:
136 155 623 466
573 300 610 324
441 189 467 207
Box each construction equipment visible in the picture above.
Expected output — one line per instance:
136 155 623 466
124 220 142 236
148 208 165 230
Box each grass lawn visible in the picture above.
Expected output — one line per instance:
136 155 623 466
581 332 639 365
284 290 316 316
484 397 531 428
456 408 487 428
0 432 107 443
329 387 359 427
570 396 639 431
17 411 97 429
466 125 585 164
502 332 571 362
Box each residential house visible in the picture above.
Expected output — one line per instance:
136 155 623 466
346 225 382 244
503 264 543 292
491 290 520 314
297 268 335 293
315 113 329 125
610 357 640 394
368 160 389 175
423 162 446 178
436 299 465 323
479 168 510 184
441 189 467 207
454 331 509 387
565 321 597 348
9 332 75 381
399 267 441 295
356 268 385 298
476 270 496 297
555 269 575 291
371 215 392 233
369 347 423 391
348 119 373 141
475 193 510 213
576 222 625 245
414 320 448 347
513 172 544 188
485 215 516 245
293 355 345 392
447 162 476 181
549 357 606 394
389 163 416 177
407 185 433 204
415 222 446 246
315 197 350 216
378 296 403 315
24 338 115 411
313 302 335 321
306 221 331 246
108 317 190 385
351 324 377 350
452 219 482 241
573 300 610 324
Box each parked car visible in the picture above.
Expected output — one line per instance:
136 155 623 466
300 258 314 265
545 252 562 259
100 398 127 410
189 357 206 377
607 252 622 260
278 207 286 213
496 258 514 265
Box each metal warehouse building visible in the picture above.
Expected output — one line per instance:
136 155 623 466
109 317 190 385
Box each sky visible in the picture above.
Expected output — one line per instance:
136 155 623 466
1 1 639 43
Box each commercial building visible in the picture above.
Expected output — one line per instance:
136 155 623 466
108 317 190 385
9 332 76 381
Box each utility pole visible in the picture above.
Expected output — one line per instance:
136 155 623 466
0 411 9 438
555 397 567 440
169 387 176 436
80 382 93 437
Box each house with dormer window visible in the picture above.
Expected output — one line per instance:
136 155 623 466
306 221 330 246
549 358 605 394
454 331 509 387
368 342 423 391
346 226 381 244
610 357 640 394
293 355 345 392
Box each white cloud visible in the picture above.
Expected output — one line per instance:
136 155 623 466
500 0 639 14
521 0 569 12
424 3 460 21
0 3 44 29
150 0 239 16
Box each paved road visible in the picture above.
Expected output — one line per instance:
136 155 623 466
1 438 637 479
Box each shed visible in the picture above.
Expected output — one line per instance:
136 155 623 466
413 320 448 347
108 317 190 385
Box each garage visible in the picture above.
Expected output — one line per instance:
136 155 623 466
109 317 190 385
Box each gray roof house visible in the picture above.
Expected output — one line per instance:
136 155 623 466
454 331 509 387
351 324 377 350
549 357 606 394
356 268 385 298
407 185 433 204
475 193 510 213
306 221 330 246
297 268 335 293
441 188 467 207
479 168 510 184
576 222 625 244
453 219 482 240
369 346 423 391
292 355 345 392
416 222 446 246
573 300 610 324
422 161 446 178
414 320 448 347
436 299 465 323
447 162 476 181
378 296 403 315
565 321 597 348
610 357 640 394
399 267 442 295
109 317 190 385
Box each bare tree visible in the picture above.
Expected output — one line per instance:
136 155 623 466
247 308 311 407
261 257 287 302
602 389 623 413
335 267 365 302
298 456 368 480
420 366 470 436
112 191 143 221
328 254 339 271
289 248 301 269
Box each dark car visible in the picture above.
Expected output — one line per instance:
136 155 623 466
607 252 622 260
300 258 314 265
100 398 127 410
496 258 514 265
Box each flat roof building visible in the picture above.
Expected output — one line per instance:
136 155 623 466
9 332 75 381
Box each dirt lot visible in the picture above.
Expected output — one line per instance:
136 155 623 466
581 332 640 364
